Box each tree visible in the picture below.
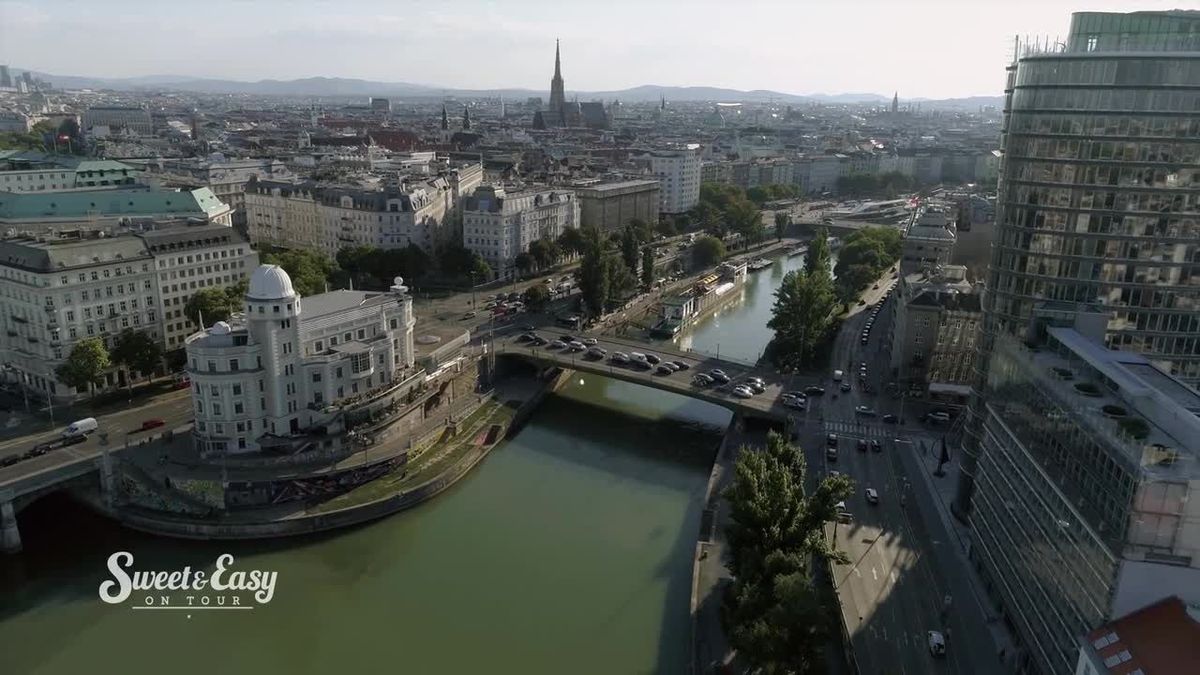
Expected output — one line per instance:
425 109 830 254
628 218 654 244
641 247 656 288
522 284 550 312
578 240 609 318
336 245 376 288
655 218 677 238
621 225 640 273
805 229 832 278
185 287 239 327
766 270 837 372
693 235 726 268
728 200 764 244
773 211 790 241
529 236 561 270
111 330 163 392
832 226 902 300
557 227 587 258
261 249 336 297
835 264 878 308
514 252 535 277
437 244 491 281
55 338 111 398
722 431 852 674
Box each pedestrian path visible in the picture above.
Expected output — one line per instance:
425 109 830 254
821 419 910 439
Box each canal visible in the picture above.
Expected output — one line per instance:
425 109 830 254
675 251 833 362
0 378 729 675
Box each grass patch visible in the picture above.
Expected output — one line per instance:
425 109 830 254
308 400 514 513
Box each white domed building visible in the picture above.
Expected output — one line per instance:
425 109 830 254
184 264 415 455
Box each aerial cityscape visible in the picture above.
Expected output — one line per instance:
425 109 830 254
0 2 1198 674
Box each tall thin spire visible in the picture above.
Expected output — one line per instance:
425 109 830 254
549 39 566 111
440 104 448 130
891 91 899 114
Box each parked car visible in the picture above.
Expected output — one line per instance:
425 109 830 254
857 439 868 452
865 488 880 504
826 433 838 448
586 347 607 359
732 386 754 399
549 340 568 350
611 352 630 364
532 336 549 346
743 380 765 394
692 373 714 387
804 386 826 396
62 417 98 438
656 364 675 376
138 418 166 432
568 341 586 352
671 360 690 371
927 631 946 658
871 440 882 453
583 337 598 346
839 382 852 392
462 311 477 320
882 414 899 424
644 353 662 365
924 411 952 424
516 333 534 342
708 371 730 384
783 398 806 410
855 406 877 417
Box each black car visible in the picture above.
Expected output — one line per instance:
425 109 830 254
871 440 882 453
671 361 690 371
531 337 548 346
882 414 899 424
561 334 576 343
521 324 536 331
857 439 868 452
0 454 21 467
804 385 826 395
645 354 661 365
516 333 534 342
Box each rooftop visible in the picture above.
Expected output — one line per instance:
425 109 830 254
301 289 373 318
0 187 227 221
1083 596 1200 675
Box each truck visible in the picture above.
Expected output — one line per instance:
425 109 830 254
833 369 844 382
61 417 98 438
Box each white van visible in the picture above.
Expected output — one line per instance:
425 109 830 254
62 417 98 438
833 370 844 382
630 352 648 363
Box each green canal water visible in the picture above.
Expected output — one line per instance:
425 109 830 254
0 377 729 675
675 251 824 362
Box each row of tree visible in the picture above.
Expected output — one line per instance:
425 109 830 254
577 224 646 318
691 183 766 244
723 431 853 674
746 183 800 205
835 171 916 198
55 330 164 398
832 226 902 308
766 230 838 372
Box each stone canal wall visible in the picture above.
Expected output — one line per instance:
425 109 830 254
114 374 558 541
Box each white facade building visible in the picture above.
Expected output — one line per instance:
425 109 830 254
245 162 482 256
0 154 144 193
185 265 416 454
462 185 579 280
82 107 153 137
0 223 255 400
147 157 294 228
638 145 701 214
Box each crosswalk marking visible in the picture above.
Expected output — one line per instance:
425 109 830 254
821 419 907 439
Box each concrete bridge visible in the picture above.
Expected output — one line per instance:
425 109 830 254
1 443 119 553
494 333 796 423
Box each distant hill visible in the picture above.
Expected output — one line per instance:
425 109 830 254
17 69 1003 109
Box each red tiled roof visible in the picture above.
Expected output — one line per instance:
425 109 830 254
1085 596 1200 674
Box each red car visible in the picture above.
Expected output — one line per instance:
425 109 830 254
137 418 166 432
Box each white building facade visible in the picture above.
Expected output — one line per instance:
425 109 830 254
462 185 579 280
185 265 416 455
639 145 701 214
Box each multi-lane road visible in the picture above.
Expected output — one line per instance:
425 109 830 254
782 274 1002 675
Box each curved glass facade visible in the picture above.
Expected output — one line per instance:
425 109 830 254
989 54 1200 383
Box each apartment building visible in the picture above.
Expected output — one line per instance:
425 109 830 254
147 157 293 227
635 145 701 214
0 152 144 193
574 180 659 234
463 185 579 280
0 187 232 235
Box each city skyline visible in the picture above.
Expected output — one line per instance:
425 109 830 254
0 0 1186 99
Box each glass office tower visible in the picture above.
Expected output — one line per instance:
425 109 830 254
957 10 1200 517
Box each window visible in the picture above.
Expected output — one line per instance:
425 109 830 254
208 360 216 372
312 372 322 383
230 359 239 371
210 385 219 397
315 340 323 352
335 367 343 378
232 384 242 396
234 402 244 415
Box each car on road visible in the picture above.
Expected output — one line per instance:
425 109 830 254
871 440 882 453
521 324 536 331
644 353 662 365
568 341 586 352
826 433 838 448
671 360 690 371
855 405 877 416
857 439 868 452
516 333 534 342
630 352 648 364
655 364 675 375
583 337 598 346
508 292 521 301
531 336 548 346
743 380 765 394
924 411 952 424
462 311 477 320
708 371 730 384
782 391 806 401
731 386 754 399
882 414 899 424
860 337 869 345
692 373 714 387
783 397 806 410
137 419 166 432
927 631 947 658
0 454 21 467
610 352 630 364
834 501 852 522
804 385 826 396
865 488 880 504
549 340 567 350
62 417 98 438
586 347 607 359
839 382 851 392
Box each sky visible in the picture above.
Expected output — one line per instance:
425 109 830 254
0 0 1188 99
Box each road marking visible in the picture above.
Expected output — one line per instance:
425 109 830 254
854 568 861 578
871 567 878 582
890 571 897 586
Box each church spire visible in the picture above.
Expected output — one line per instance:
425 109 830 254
440 104 448 130
549 39 566 111
891 91 899 114
462 106 471 131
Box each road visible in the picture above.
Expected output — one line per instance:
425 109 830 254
782 269 1003 675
